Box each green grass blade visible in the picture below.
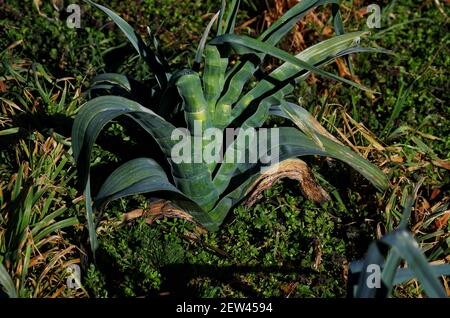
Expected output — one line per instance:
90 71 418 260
19 243 31 296
85 0 168 89
331 2 353 73
195 11 220 68
0 263 17 298
30 206 67 237
85 178 98 253
210 34 371 92
34 217 79 245
224 0 241 34
260 0 337 45
217 0 226 36
382 81 415 138
0 128 20 136
11 164 23 202
89 73 132 92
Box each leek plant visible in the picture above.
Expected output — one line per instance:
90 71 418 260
349 186 450 298
73 0 390 254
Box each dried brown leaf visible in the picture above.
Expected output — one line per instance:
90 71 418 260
244 159 330 207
